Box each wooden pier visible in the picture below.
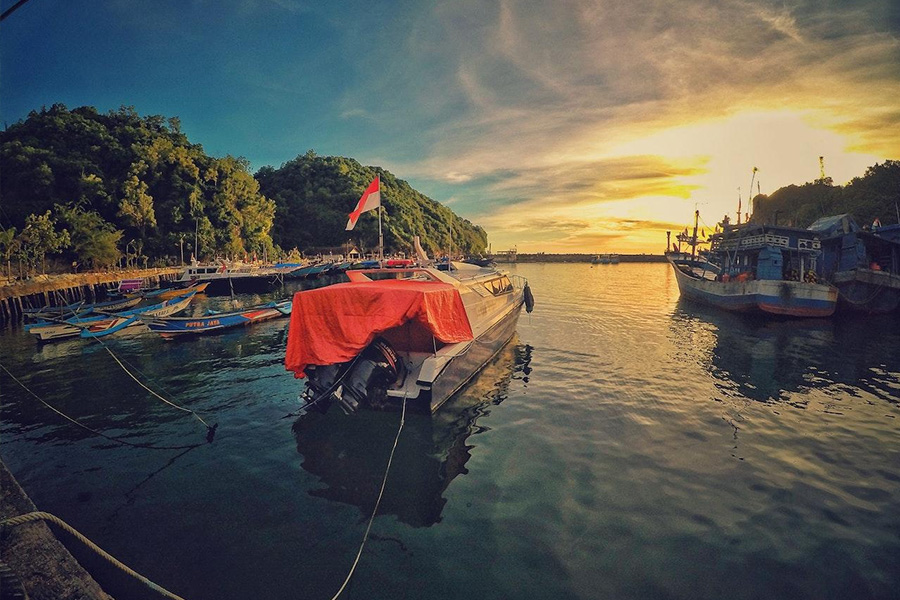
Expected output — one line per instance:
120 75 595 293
0 268 180 325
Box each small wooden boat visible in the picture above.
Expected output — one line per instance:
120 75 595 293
27 292 197 341
24 296 143 321
285 263 319 279
156 281 209 300
144 299 292 338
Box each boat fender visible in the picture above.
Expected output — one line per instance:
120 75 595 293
524 283 535 313
206 423 218 443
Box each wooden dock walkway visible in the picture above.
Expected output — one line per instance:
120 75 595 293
0 268 180 324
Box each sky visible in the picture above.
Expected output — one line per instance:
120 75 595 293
2 0 899 253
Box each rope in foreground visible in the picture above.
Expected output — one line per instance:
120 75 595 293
1 511 187 600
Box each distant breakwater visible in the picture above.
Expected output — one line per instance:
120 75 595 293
499 253 667 264
0 268 180 325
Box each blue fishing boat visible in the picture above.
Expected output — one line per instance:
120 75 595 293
809 214 900 313
348 260 380 270
24 295 143 322
285 263 318 279
668 211 838 317
27 292 197 341
144 299 292 338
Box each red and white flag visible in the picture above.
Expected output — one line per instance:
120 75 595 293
346 176 381 231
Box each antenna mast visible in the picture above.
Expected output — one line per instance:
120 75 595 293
748 167 758 222
817 156 833 186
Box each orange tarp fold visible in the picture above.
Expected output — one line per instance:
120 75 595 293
285 280 474 378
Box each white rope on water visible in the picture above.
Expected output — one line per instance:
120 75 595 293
0 362 200 451
90 336 213 431
329 394 408 600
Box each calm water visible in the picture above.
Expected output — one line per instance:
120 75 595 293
2 263 899 600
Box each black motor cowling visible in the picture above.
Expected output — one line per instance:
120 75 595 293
340 338 404 412
303 338 404 414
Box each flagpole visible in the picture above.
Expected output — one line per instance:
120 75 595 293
377 175 383 263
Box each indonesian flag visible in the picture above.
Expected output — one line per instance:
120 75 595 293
346 176 381 230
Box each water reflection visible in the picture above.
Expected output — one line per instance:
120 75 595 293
669 300 900 406
291 339 533 527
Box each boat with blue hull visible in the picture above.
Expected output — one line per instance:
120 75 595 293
668 212 837 317
144 299 292 338
809 214 900 313
24 295 143 321
26 292 197 341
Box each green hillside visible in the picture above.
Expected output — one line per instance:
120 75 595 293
750 161 900 227
256 152 487 257
0 105 486 273
0 104 275 268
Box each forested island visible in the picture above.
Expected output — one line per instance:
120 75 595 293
0 104 486 278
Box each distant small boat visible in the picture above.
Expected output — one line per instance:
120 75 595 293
175 261 295 294
384 258 415 268
348 260 381 270
591 254 619 264
27 292 197 341
144 299 292 338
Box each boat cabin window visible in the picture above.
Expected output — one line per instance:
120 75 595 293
482 276 513 296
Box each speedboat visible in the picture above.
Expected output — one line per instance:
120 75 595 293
285 262 534 414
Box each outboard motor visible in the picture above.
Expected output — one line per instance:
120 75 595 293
339 338 404 412
302 363 344 413
303 338 404 414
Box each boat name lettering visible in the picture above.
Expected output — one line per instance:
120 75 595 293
186 319 219 328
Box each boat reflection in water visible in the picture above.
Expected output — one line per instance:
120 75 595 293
291 338 532 527
669 299 900 406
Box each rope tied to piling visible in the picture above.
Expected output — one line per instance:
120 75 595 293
1 511 187 600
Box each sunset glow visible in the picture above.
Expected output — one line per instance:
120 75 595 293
2 0 897 253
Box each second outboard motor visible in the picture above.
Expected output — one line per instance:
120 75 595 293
339 338 404 412
302 363 344 413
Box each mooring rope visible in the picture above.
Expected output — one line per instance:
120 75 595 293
0 363 202 451
88 336 215 435
0 511 187 600
329 394 407 600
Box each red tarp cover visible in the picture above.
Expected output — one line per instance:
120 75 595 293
285 279 474 378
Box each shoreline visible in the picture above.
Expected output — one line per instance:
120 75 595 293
496 253 667 263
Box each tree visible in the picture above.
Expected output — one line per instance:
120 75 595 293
0 227 19 281
56 203 123 269
118 173 157 242
18 211 70 274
